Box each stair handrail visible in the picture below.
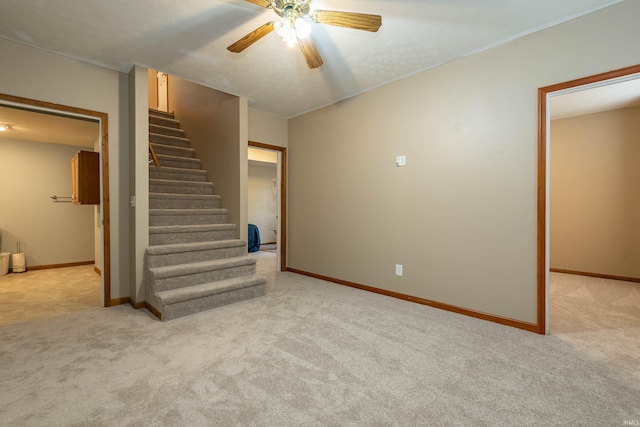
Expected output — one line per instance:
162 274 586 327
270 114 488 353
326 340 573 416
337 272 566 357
149 142 161 167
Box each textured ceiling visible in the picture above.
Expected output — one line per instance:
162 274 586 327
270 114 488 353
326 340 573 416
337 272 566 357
0 106 98 147
0 0 625 118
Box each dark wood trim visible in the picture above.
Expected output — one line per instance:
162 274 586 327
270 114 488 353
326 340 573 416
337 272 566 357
110 297 130 306
536 86 548 335
260 241 277 246
249 141 287 272
537 64 640 335
129 300 146 309
145 301 162 320
550 268 640 284
26 261 95 271
94 266 101 276
0 93 111 308
287 268 539 333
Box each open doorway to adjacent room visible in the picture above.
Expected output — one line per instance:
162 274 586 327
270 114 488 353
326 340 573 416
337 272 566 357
538 65 640 336
248 141 287 272
0 93 111 326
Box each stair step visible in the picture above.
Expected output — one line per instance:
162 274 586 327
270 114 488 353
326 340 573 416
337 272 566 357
151 143 196 158
149 193 221 209
149 109 175 119
150 179 213 195
150 124 185 138
149 115 181 129
155 276 267 321
145 240 247 268
149 208 228 226
156 154 201 170
149 223 236 245
149 166 207 182
150 133 191 149
148 256 257 293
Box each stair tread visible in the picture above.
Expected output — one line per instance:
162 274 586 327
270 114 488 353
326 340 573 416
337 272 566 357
149 132 189 141
150 142 194 150
149 165 205 172
150 223 235 232
150 178 212 186
150 208 227 215
156 275 267 305
146 239 246 255
149 193 220 199
149 256 256 277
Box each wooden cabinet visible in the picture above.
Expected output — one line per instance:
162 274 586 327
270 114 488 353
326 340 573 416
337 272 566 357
71 150 100 205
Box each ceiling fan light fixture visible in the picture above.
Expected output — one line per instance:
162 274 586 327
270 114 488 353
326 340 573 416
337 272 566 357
0 124 8 132
274 14 311 47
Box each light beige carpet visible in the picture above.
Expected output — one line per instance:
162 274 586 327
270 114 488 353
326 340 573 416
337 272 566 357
0 255 638 426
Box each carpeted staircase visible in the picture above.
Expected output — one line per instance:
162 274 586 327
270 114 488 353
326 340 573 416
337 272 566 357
144 109 266 321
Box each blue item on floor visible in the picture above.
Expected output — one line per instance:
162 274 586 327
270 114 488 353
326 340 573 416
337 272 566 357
248 224 261 253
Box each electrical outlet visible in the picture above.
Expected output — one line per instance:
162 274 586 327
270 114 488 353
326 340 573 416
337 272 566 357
395 264 403 276
396 155 407 167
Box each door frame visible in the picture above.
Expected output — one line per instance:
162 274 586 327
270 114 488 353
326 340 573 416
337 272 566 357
249 141 287 272
536 64 640 334
0 93 112 306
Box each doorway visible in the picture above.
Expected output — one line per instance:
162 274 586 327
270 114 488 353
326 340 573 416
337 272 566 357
0 93 111 306
537 64 640 334
248 141 287 272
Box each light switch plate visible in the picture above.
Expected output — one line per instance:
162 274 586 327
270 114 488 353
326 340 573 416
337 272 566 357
395 264 403 276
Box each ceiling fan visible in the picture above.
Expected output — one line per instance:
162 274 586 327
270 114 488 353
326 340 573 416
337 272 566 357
227 0 382 69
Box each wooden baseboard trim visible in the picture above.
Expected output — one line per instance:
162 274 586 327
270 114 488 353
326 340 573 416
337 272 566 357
26 261 95 271
260 241 277 246
94 266 101 276
109 297 130 307
286 268 538 333
145 302 162 320
550 268 640 284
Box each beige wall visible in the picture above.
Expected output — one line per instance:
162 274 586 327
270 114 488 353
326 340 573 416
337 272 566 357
168 76 246 239
130 66 149 303
249 108 287 148
248 162 278 244
0 38 129 300
0 139 95 266
550 106 640 279
287 1 640 324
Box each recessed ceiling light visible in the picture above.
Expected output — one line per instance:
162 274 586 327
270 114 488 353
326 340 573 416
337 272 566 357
0 125 8 132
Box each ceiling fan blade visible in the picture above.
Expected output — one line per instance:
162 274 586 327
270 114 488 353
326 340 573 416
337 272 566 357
243 0 271 8
312 10 382 32
227 22 275 53
298 36 323 69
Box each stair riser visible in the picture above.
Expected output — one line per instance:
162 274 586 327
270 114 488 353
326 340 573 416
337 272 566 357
146 246 246 269
150 214 228 227
149 110 175 120
150 182 213 195
149 169 207 182
157 157 201 170
149 125 185 138
161 283 266 321
151 144 196 158
151 264 256 293
150 133 190 148
149 115 180 129
149 197 220 209
150 229 236 245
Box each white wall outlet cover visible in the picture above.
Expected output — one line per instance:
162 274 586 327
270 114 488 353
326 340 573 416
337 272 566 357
396 155 407 167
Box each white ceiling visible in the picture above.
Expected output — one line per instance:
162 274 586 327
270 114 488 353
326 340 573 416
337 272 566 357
0 0 625 118
0 106 98 147
550 77 640 120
